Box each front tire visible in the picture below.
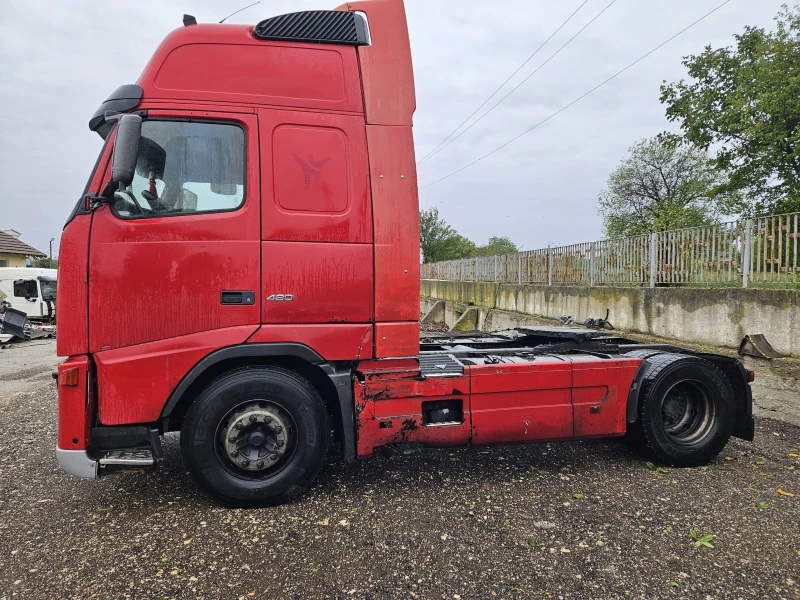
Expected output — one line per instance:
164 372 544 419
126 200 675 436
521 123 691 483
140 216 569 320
628 354 735 467
181 367 329 508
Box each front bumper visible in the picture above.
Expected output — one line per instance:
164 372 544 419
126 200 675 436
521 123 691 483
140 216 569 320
56 447 98 479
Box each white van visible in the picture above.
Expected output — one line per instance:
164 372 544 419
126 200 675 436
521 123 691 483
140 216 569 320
0 268 57 320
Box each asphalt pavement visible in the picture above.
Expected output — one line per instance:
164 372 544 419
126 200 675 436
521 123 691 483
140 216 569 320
0 340 798 600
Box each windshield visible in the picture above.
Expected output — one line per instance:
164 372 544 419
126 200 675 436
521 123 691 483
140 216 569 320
113 120 245 218
40 280 57 299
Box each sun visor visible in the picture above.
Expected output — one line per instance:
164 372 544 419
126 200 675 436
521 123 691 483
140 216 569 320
89 85 144 139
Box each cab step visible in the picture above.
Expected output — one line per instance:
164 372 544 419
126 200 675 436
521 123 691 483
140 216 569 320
98 449 155 474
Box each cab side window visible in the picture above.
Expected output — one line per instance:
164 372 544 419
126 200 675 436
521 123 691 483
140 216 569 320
112 121 245 218
13 280 38 299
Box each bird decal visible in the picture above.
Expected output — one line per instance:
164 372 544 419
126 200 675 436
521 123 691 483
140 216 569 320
294 154 332 190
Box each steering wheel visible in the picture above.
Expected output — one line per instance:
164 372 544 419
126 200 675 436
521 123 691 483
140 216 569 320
113 188 146 216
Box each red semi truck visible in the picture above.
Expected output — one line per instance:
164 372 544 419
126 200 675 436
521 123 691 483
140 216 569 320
56 0 754 507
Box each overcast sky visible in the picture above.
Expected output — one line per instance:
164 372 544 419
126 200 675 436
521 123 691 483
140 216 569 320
0 0 788 257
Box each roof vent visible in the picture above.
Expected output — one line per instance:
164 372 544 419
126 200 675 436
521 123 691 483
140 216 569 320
253 10 369 46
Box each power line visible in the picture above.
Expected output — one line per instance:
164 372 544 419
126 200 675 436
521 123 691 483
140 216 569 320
416 0 591 165
219 1 260 23
420 0 618 165
420 0 734 191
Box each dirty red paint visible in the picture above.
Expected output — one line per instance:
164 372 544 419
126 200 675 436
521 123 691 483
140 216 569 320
368 125 421 326
354 355 644 457
248 323 373 361
470 360 574 444
354 364 471 459
261 241 373 324
56 356 93 449
338 0 416 126
374 322 420 358
356 357 420 377
57 134 115 358
88 112 261 353
95 326 257 425
571 355 641 438
56 216 92 358
137 26 364 114
260 110 371 244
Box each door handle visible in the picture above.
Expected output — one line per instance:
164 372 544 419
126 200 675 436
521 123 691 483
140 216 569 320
220 291 255 305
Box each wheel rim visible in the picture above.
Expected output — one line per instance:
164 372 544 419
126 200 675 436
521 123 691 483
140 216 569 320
660 380 715 445
216 400 297 477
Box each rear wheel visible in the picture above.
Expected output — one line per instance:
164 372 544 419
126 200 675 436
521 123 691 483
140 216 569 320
628 354 735 467
181 367 329 507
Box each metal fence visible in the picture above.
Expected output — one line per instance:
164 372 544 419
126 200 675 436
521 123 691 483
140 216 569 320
420 211 800 288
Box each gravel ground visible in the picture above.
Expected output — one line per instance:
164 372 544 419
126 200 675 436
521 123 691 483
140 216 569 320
1 340 799 600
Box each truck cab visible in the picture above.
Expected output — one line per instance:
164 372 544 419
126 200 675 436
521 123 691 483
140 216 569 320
0 267 57 321
56 0 754 507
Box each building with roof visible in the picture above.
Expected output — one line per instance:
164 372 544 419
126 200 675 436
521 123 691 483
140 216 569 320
0 229 47 268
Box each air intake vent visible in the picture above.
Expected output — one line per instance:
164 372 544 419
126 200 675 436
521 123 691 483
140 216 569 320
418 354 464 378
253 10 369 46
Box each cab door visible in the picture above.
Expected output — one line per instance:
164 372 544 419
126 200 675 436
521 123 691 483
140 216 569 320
88 111 261 354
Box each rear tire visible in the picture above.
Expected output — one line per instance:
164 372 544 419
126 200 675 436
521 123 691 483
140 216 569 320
181 367 329 508
627 354 735 467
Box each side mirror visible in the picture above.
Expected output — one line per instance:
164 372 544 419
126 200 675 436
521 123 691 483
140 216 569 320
110 114 142 187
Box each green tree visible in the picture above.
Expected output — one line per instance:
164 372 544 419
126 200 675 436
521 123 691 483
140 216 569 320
32 258 58 269
419 207 477 263
598 137 735 238
660 5 800 215
475 236 519 256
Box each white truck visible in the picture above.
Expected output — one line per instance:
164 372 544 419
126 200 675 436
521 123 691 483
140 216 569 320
0 268 57 321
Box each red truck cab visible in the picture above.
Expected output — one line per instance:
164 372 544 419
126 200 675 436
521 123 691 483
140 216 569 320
56 0 754 507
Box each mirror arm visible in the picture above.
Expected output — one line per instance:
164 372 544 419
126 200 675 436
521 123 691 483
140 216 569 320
105 109 148 122
100 181 117 200
83 190 114 210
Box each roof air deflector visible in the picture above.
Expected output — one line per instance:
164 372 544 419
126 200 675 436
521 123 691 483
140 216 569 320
253 10 369 46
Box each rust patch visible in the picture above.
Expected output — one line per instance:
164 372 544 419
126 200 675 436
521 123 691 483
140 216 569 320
397 418 420 442
401 419 419 432
364 387 393 402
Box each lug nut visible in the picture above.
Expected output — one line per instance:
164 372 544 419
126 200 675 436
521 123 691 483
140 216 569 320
249 415 258 423
231 450 239 457
257 461 264 469
242 459 250 467
234 422 243 430
276 440 284 448
264 416 272 424
274 425 282 434
228 435 237 443
270 453 278 461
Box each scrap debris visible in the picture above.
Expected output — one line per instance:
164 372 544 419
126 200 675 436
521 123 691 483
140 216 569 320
0 305 55 347
583 309 614 330
738 334 780 360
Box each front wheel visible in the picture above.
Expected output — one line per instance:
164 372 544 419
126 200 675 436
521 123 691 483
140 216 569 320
628 354 735 467
181 367 329 507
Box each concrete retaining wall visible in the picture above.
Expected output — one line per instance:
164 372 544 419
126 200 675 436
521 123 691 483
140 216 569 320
420 280 800 358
